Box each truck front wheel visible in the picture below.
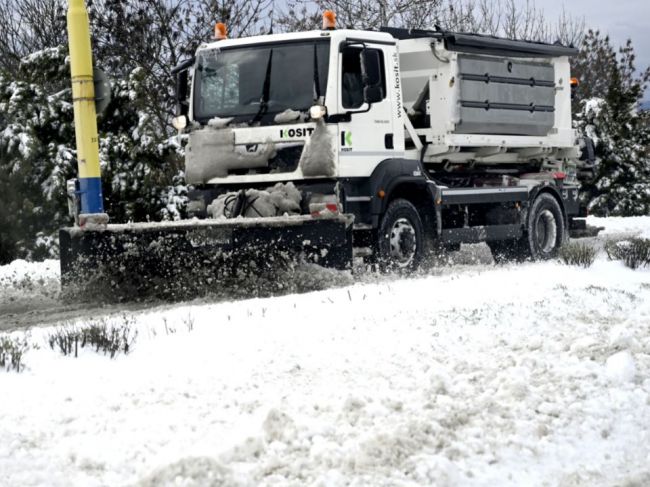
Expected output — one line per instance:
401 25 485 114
377 198 425 272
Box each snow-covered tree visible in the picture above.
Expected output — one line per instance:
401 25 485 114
573 30 650 216
0 46 186 264
0 47 75 262
0 0 274 263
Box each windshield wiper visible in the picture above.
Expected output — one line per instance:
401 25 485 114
249 49 274 125
313 43 321 102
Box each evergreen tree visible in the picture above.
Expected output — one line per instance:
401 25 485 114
0 46 185 264
0 0 270 263
573 30 650 216
0 47 75 262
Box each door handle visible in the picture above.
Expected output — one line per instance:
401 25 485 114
385 133 394 149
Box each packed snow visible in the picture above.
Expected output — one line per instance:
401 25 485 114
185 128 276 183
1 217 650 486
207 116 234 129
589 215 650 239
0 259 60 318
299 119 335 177
273 109 307 124
207 182 303 219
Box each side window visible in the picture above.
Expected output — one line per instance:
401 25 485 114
341 46 386 109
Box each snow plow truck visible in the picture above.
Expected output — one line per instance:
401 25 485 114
60 5 596 298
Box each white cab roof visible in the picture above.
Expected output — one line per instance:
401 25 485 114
197 29 395 53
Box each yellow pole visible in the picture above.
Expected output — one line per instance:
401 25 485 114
67 0 104 215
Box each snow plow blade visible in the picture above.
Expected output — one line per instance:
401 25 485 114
569 218 604 239
59 215 353 301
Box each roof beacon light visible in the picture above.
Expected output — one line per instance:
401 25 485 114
214 22 228 40
322 10 336 30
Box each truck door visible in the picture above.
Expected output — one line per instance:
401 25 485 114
337 42 403 178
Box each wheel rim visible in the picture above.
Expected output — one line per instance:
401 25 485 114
389 218 417 267
535 209 557 253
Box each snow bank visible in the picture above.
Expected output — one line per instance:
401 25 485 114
0 259 58 285
588 215 650 239
0 259 59 328
1 217 650 485
1 260 650 485
605 350 636 383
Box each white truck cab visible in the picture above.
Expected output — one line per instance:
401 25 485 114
179 28 406 186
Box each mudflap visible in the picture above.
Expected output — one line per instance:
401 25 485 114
59 215 353 301
569 218 604 239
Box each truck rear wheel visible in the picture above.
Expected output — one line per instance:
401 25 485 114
377 198 425 272
489 193 565 263
525 193 566 260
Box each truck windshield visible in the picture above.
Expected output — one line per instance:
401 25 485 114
194 40 330 123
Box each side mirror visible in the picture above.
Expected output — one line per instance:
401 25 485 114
363 85 383 104
360 49 384 104
176 69 190 117
93 68 112 116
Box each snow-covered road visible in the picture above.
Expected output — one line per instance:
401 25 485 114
1 217 650 486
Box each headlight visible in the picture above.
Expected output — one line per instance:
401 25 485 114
309 105 327 120
172 115 188 131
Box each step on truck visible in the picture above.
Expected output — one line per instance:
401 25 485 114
60 9 595 297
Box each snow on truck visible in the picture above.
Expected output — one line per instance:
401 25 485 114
60 6 595 296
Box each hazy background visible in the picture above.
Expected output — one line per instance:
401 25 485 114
529 0 649 103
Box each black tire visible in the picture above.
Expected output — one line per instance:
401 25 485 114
377 198 425 272
489 193 566 263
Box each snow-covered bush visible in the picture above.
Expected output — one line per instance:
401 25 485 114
573 31 650 217
0 46 75 263
576 95 650 216
0 46 187 264
559 241 597 268
604 238 650 269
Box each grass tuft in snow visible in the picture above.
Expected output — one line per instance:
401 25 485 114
604 239 627 261
48 315 138 359
0 334 29 372
559 241 597 268
605 238 650 270
183 314 195 332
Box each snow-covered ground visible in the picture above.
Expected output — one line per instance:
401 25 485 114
1 217 650 486
589 215 650 239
